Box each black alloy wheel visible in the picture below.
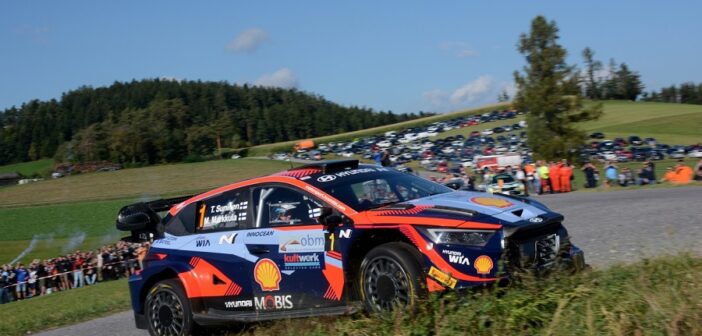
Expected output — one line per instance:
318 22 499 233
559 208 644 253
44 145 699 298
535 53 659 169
145 280 194 336
359 242 426 312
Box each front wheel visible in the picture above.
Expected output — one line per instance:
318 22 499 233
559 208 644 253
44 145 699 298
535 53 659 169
145 279 194 336
358 242 426 312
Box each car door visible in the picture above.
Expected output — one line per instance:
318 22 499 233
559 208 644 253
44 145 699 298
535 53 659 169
181 188 257 313
246 184 346 312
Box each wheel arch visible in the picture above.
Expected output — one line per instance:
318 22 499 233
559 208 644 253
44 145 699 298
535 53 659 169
345 228 425 300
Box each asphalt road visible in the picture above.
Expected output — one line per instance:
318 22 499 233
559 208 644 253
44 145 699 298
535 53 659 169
36 186 702 336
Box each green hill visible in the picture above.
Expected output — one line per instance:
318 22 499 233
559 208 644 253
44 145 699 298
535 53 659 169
1 100 700 264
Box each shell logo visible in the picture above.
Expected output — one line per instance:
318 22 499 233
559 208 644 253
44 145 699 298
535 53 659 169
470 197 513 208
474 255 494 275
254 258 281 291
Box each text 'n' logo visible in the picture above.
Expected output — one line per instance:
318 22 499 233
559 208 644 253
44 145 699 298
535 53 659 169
219 233 238 244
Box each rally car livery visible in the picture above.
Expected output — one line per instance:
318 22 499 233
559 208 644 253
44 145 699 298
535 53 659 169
116 160 584 336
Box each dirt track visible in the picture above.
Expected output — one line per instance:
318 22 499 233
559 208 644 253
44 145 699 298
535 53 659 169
36 186 702 336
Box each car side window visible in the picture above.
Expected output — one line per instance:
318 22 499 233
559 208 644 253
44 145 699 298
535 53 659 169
195 189 251 232
252 186 326 228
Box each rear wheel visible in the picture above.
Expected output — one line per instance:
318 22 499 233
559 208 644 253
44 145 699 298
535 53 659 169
358 242 426 312
145 279 194 336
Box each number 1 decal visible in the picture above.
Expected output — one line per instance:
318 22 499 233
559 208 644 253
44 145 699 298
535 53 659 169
329 231 335 251
198 203 206 228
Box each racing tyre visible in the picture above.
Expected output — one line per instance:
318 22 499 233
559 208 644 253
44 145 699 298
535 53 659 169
358 242 426 312
145 279 194 336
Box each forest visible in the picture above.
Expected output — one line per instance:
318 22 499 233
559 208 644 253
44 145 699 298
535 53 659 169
0 79 426 166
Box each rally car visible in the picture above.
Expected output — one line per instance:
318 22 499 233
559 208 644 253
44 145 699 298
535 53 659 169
116 160 584 336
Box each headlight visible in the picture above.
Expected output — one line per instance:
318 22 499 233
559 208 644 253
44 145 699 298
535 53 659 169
423 228 495 247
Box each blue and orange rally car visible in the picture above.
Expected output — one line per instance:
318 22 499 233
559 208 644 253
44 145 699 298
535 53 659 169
116 160 585 336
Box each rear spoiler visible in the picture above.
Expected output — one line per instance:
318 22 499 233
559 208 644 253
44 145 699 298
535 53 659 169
115 194 195 242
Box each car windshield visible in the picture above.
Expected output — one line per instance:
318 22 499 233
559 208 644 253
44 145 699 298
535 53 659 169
310 167 452 212
491 174 515 184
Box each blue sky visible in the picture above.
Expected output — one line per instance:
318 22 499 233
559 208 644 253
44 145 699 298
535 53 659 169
1 1 700 114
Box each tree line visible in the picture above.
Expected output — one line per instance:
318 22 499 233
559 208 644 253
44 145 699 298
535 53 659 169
0 79 428 166
580 48 644 101
640 82 702 104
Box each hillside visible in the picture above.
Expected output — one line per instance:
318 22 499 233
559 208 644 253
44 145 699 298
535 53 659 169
1 100 700 264
0 79 425 166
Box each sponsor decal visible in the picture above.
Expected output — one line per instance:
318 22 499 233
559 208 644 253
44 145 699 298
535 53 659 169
224 300 252 309
153 236 177 246
218 233 238 245
529 216 544 223
254 258 282 291
247 230 274 238
317 175 337 182
338 229 352 239
283 253 322 270
315 167 384 183
442 250 470 266
474 255 494 275
254 295 293 310
303 185 347 212
195 236 210 247
470 197 513 208
428 266 457 289
278 233 325 253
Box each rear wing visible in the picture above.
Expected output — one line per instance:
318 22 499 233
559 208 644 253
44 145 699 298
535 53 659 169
115 194 194 242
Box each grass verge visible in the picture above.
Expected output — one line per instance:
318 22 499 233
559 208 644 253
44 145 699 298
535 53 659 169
0 279 130 336
236 254 702 336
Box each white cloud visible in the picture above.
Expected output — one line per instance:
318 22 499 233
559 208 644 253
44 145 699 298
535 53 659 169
227 28 269 53
450 75 493 104
439 41 479 58
423 75 497 112
254 68 298 88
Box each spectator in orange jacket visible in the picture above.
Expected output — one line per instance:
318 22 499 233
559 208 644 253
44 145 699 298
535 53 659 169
549 161 561 193
560 160 573 192
671 160 694 184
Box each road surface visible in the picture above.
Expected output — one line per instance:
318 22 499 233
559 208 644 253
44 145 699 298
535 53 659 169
36 186 702 336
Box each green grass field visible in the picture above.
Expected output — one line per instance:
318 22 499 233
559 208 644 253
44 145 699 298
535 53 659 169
432 101 702 145
0 158 53 177
0 279 131 336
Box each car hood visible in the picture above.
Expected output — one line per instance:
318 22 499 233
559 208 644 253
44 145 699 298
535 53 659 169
363 191 553 226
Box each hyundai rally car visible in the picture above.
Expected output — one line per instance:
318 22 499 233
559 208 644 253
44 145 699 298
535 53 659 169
116 160 585 336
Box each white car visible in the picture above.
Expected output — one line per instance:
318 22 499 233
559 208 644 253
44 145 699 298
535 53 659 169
482 129 494 136
451 140 464 147
339 151 354 158
398 138 411 144
600 151 617 161
377 140 392 148
272 153 289 160
688 150 702 158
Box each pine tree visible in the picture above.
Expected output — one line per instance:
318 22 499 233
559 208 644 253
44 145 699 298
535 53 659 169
513 16 603 161
582 47 603 99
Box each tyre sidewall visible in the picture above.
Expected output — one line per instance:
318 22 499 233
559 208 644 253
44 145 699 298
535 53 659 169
145 279 194 336
358 242 427 313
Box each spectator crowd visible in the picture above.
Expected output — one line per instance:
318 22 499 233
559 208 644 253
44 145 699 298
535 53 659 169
431 158 702 195
0 241 149 304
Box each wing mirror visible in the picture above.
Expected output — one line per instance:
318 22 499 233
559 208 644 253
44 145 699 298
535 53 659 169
319 206 343 228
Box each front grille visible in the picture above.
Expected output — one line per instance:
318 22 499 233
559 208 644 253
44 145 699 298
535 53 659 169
534 234 560 267
503 222 569 272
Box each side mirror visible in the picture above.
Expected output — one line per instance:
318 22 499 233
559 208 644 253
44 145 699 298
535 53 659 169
319 206 343 228
324 214 344 228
